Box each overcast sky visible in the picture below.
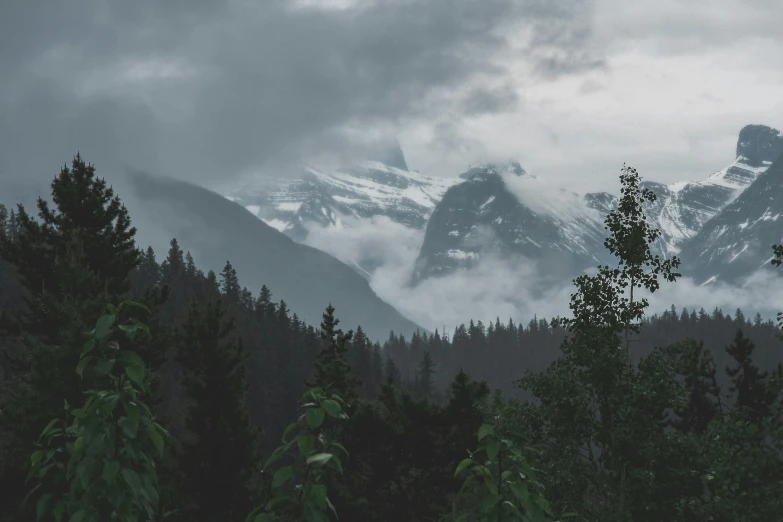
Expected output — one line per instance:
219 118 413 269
2 0 782 199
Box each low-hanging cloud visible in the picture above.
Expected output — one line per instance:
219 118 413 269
302 215 783 332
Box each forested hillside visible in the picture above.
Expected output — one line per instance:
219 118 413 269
1 155 782 521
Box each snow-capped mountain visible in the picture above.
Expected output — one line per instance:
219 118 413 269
413 124 783 284
679 151 783 285
224 123 782 291
586 124 782 256
412 162 611 283
225 145 456 242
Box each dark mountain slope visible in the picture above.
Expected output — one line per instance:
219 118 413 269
124 171 422 341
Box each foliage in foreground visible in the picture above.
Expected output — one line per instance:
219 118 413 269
27 301 168 521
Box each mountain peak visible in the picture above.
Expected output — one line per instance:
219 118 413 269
372 139 408 171
458 161 530 180
736 124 783 168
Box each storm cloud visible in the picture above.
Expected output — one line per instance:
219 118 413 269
0 0 601 201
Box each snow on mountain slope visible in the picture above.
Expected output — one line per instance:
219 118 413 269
225 156 457 243
585 124 783 256
640 156 770 254
678 151 783 285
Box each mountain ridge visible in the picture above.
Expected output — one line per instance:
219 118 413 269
124 171 424 341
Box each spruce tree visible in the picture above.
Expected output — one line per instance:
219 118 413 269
205 270 219 294
0 203 7 242
308 304 361 404
176 299 257 520
160 238 184 283
184 251 196 276
220 260 240 300
725 329 773 421
416 351 436 398
2 153 139 299
0 155 144 519
671 339 720 433
8 208 17 242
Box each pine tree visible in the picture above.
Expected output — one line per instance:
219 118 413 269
308 304 361 404
220 260 240 300
206 270 219 294
0 203 7 242
416 351 436 398
184 251 196 276
4 153 140 298
130 246 161 297
0 232 112 520
671 339 720 433
176 299 258 520
160 238 184 283
8 208 18 242
725 329 773 421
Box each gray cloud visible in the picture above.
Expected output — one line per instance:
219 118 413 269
0 0 600 199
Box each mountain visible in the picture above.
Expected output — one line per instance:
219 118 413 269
225 145 456 242
222 123 781 293
678 151 783 285
412 162 610 283
123 171 423 341
586 124 782 256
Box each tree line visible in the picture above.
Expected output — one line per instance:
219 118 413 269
1 155 782 521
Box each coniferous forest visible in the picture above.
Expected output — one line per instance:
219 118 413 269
1 155 783 521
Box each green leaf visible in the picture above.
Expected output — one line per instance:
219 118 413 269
129 318 151 337
30 450 44 467
455 457 473 477
486 441 500 462
40 418 62 438
75 356 94 377
80 339 96 357
119 416 139 438
70 509 87 522
122 468 142 495
119 301 151 314
510 480 531 508
306 453 333 467
329 454 343 474
118 324 139 340
298 434 316 456
305 407 325 429
321 399 342 418
329 441 349 456
303 501 329 522
308 484 328 510
478 424 495 442
102 460 120 483
272 466 294 489
36 493 52 521
147 423 164 456
94 314 116 340
117 351 145 387
263 441 292 469
123 399 141 425
95 358 115 374
534 495 554 516
483 474 498 495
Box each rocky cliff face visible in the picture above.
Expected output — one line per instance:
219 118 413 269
679 153 783 285
412 162 609 283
